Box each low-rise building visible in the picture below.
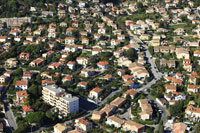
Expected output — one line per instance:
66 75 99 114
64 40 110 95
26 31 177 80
185 105 200 122
138 99 153 120
106 115 124 128
16 90 28 105
110 97 126 108
54 123 70 133
122 120 145 133
15 80 29 90
75 117 92 131
89 87 103 100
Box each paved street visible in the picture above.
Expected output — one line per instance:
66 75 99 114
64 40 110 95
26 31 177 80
127 29 168 130
2 95 17 130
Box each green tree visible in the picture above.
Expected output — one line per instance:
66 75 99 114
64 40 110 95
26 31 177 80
46 110 57 121
158 120 164 133
169 101 184 117
25 112 45 124
124 49 137 61
13 122 29 133
194 123 200 133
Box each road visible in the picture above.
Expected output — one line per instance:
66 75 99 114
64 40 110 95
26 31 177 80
127 29 168 130
2 95 17 130
146 94 168 130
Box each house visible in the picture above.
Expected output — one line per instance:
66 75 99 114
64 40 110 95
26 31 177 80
123 89 138 99
122 120 145 133
114 50 123 58
48 63 63 70
100 74 112 81
91 110 105 121
106 115 124 128
77 81 88 89
81 38 89 45
128 62 149 79
75 117 92 131
42 11 54 17
60 22 67 27
29 58 44 67
160 59 176 68
110 39 120 46
187 85 199 93
122 75 133 82
151 39 160 46
110 97 126 108
22 105 33 115
76 57 89 66
138 99 153 120
97 61 109 70
67 61 76 70
15 80 29 90
165 84 177 93
175 48 190 59
173 122 187 133
194 50 200 57
80 68 96 77
22 71 32 80
65 37 75 45
0 75 9 84
64 45 78 53
5 58 18 68
16 90 28 105
42 79 56 86
14 36 21 42
42 51 54 59
117 69 125 77
62 75 72 83
10 30 19 36
19 52 30 61
26 36 34 42
0 36 7 42
92 48 102 55
89 87 103 100
100 104 117 116
54 123 70 133
124 80 135 89
174 28 184 35
185 105 200 122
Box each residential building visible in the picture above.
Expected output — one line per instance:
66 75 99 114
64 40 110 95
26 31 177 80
122 120 145 133
42 85 79 115
138 99 153 120
89 87 103 100
185 105 200 122
16 90 28 105
75 117 92 131
106 115 124 128
15 80 29 90
54 123 70 133
110 97 126 108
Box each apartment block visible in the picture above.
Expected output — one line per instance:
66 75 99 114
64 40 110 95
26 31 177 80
42 85 79 115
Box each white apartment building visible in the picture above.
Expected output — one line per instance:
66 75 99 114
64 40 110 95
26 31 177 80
42 85 79 115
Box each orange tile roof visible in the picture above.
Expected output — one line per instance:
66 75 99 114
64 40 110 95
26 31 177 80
194 50 200 55
16 90 27 97
188 85 198 89
91 87 103 93
165 84 176 90
122 75 133 80
97 61 109 66
125 89 137 96
15 80 28 86
22 105 33 112
185 105 200 113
